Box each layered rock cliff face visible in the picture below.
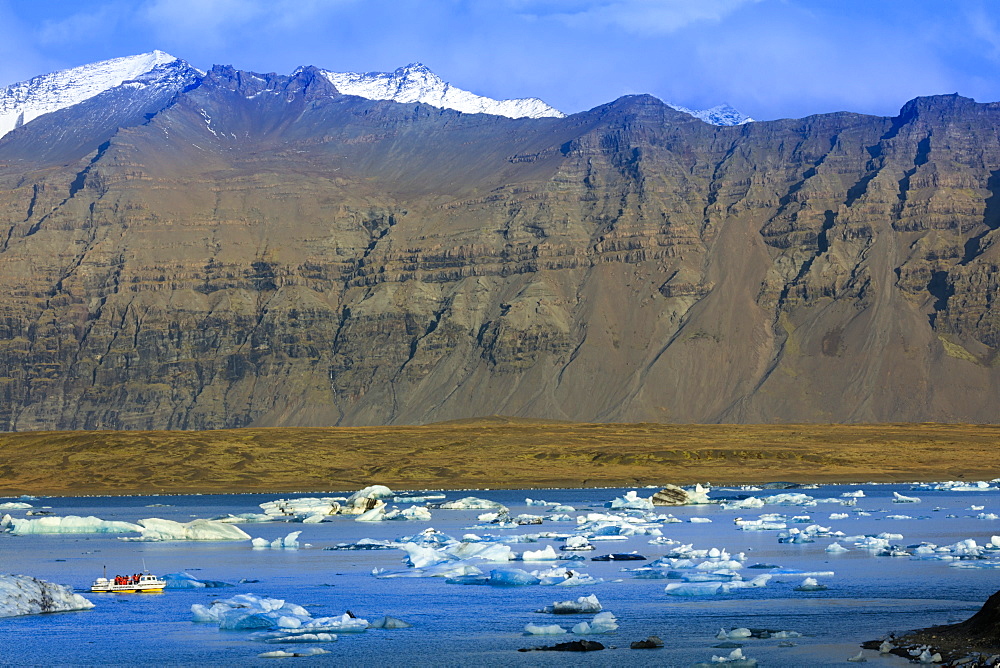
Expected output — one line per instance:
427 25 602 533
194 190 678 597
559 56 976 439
1 64 999 430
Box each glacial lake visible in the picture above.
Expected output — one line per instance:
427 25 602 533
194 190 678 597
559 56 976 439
2 483 1000 666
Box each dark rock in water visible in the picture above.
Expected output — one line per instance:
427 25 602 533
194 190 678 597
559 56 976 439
651 485 689 506
746 563 780 569
864 588 1000 663
631 636 664 649
519 640 606 652
592 553 646 561
713 642 744 649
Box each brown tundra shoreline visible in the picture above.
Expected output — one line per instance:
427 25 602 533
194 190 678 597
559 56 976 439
1 419 998 497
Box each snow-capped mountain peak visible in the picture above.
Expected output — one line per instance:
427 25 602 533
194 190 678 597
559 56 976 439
668 102 753 126
0 50 180 139
318 63 566 120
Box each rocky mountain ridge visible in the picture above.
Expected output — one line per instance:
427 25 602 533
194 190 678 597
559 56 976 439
0 61 998 430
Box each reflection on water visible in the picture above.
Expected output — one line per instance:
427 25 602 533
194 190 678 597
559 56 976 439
2 484 997 666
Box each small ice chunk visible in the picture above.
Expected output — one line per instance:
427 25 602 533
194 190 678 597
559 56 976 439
847 650 867 662
368 616 412 629
793 577 827 591
488 568 540 587
522 546 560 561
893 492 920 503
689 517 713 523
572 611 618 634
717 627 752 640
539 594 602 614
825 542 849 553
258 648 330 658
525 623 567 635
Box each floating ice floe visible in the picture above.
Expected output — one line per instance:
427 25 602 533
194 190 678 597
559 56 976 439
842 490 866 498
717 627 752 640
538 594 602 614
608 491 655 511
572 611 618 634
384 506 432 521
345 485 395 513
521 546 560 561
252 531 302 549
913 480 1000 492
3 514 141 535
162 572 233 589
664 574 770 596
259 497 344 519
525 623 567 635
194 594 368 634
0 574 94 617
692 647 758 667
690 517 713 523
794 577 828 591
393 494 445 503
125 518 251 541
368 616 412 629
258 648 330 658
434 497 507 510
826 542 850 553
893 492 921 503
651 483 711 506
0 502 32 510
562 536 594 551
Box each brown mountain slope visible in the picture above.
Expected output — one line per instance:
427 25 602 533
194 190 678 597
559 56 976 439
0 67 999 430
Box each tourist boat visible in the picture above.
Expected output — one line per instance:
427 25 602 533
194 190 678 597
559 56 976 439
91 570 166 593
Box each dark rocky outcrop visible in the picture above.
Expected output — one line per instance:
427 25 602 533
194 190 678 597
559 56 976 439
1 70 1000 430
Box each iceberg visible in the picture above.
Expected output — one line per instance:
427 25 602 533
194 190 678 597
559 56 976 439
251 631 337 643
538 594 602 614
525 623 567 635
258 648 330 658
572 611 618 634
0 502 32 510
384 505 431 521
893 492 921 503
0 574 94 617
252 531 302 549
826 542 850 553
521 546 560 561
259 497 342 519
162 572 233 589
129 518 251 541
6 514 141 535
368 616 412 629
194 594 368 634
488 568 540 587
435 497 507 510
794 577 828 591
608 491 654 511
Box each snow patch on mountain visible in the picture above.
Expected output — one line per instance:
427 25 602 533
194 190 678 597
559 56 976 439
668 103 753 126
319 63 565 120
0 50 179 139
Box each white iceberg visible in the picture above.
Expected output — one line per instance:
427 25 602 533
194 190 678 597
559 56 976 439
384 506 431 521
539 594 602 614
252 531 302 549
6 514 141 535
258 648 330 658
521 546 560 561
572 611 618 634
893 492 920 503
0 502 32 509
524 623 567 635
194 594 367 634
129 518 251 541
436 497 507 510
259 497 342 518
0 574 94 617
608 491 654 511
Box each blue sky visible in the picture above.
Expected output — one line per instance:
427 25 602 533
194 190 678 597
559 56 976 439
1 0 999 121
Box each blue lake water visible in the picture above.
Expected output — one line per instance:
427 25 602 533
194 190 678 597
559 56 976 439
2 483 999 666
